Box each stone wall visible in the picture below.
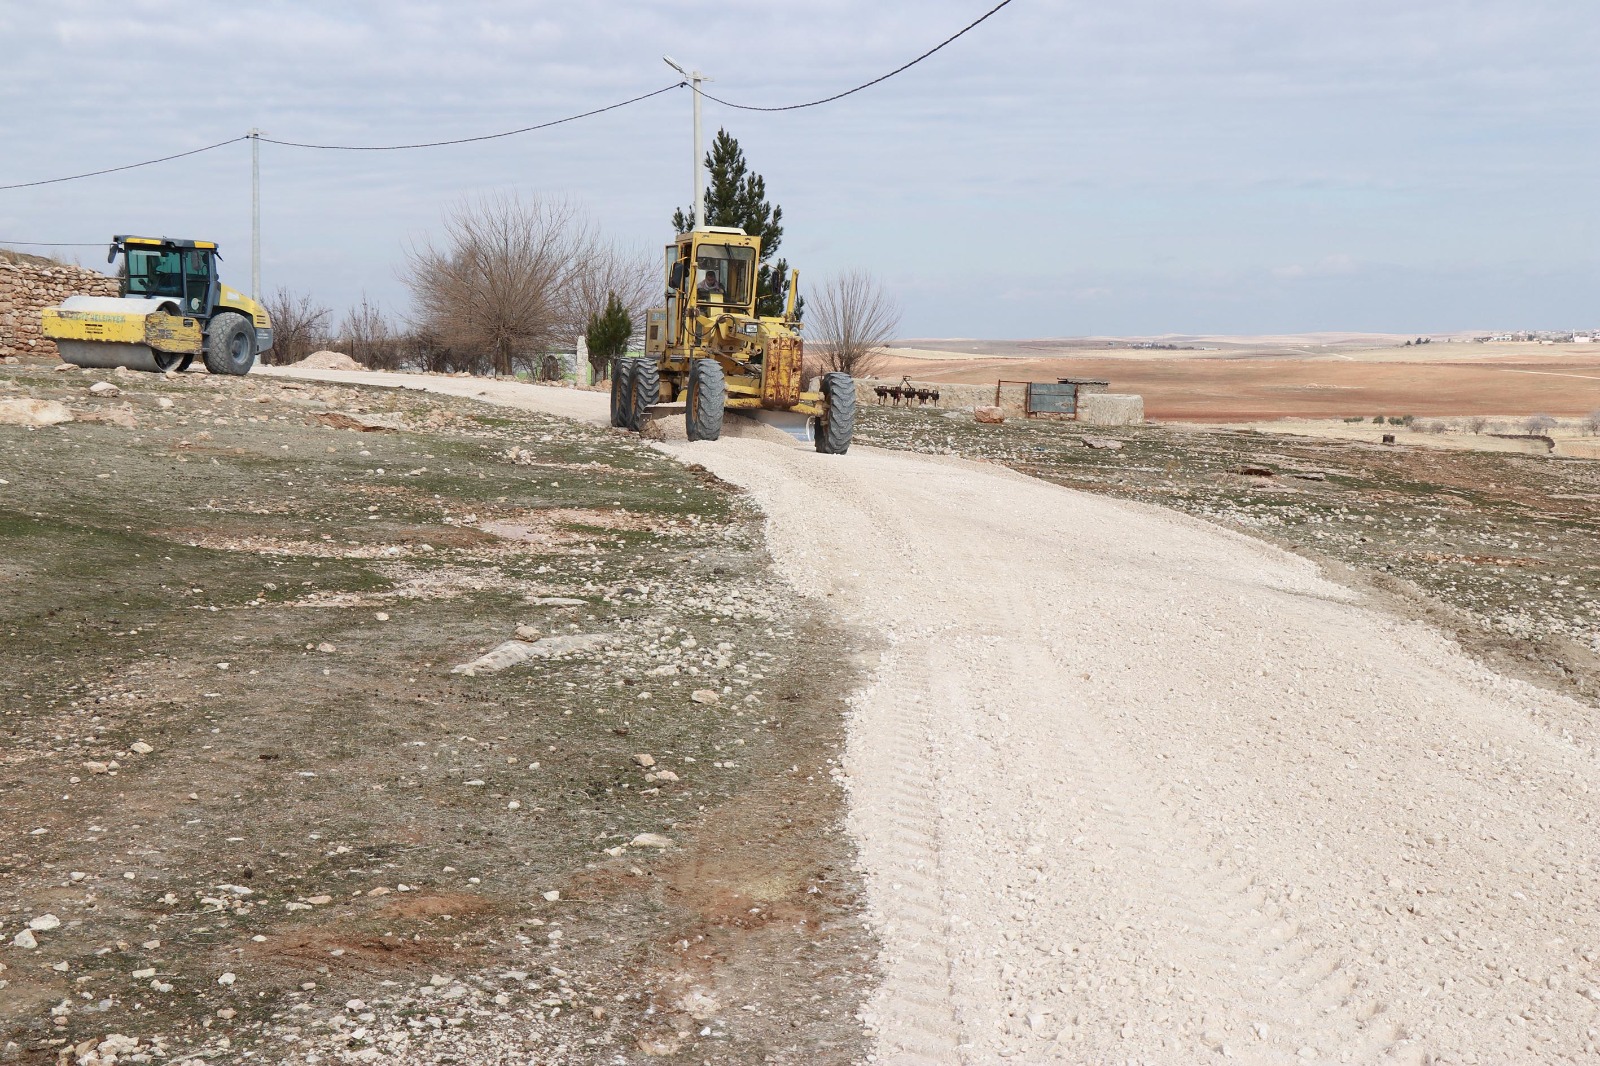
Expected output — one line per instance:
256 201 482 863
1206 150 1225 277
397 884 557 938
856 376 1145 424
0 254 119 360
1078 393 1145 426
856 378 1031 414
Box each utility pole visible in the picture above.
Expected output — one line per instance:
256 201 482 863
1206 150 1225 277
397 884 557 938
662 57 709 230
248 128 262 301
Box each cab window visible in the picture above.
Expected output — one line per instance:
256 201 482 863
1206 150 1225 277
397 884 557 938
125 248 184 298
693 244 756 306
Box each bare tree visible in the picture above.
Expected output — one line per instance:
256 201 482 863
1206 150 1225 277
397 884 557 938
1463 415 1488 435
565 244 658 355
1525 413 1557 434
337 293 404 370
808 270 902 378
1585 410 1600 435
403 193 600 377
261 287 332 366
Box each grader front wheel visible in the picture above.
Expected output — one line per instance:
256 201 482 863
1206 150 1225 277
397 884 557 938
814 372 856 454
685 359 726 442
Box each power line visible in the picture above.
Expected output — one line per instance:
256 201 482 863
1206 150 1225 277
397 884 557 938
698 0 1017 112
260 82 683 150
0 241 107 247
0 84 681 190
0 136 247 191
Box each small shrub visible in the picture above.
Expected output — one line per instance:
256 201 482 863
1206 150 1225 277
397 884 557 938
1372 415 1385 424
1387 417 1405 426
1343 416 1364 423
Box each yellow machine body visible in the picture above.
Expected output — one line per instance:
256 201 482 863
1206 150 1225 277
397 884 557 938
40 235 271 374
646 227 821 416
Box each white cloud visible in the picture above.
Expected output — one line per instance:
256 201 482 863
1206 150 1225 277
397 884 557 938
2 0 1596 334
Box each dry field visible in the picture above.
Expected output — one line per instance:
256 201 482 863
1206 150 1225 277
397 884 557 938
879 336 1600 423
0 363 872 1065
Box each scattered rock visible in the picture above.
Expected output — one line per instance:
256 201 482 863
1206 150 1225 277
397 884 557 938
451 634 612 676
630 833 673 849
129 741 154 755
974 405 1006 424
317 642 336 653
157 397 175 410
52 362 81 373
0 398 73 427
1235 464 1275 477
10 930 36 950
648 769 679 783
542 890 560 902
527 596 587 606
305 895 333 906
315 411 404 432
217 971 236 986
1080 436 1123 450
690 689 720 705
1290 470 1328 482
515 625 541 641
633 753 656 768
27 914 60 932
77 405 137 428
88 381 121 397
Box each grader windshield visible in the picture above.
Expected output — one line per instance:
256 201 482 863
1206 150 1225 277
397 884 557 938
694 244 756 308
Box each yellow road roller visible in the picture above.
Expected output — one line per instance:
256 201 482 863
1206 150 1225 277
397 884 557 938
41 236 272 374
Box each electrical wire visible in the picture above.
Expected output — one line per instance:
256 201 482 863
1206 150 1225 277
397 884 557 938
1 0 1014 190
259 82 683 150
0 136 248 191
697 0 1016 112
0 241 107 247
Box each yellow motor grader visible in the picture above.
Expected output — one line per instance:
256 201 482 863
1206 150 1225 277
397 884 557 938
40 235 272 374
612 226 854 453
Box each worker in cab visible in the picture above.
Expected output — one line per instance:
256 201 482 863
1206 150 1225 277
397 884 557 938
697 266 724 302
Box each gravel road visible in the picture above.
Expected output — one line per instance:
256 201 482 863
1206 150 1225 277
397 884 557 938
269 367 1600 1063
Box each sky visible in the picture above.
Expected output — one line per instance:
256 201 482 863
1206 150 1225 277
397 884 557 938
2 0 1597 337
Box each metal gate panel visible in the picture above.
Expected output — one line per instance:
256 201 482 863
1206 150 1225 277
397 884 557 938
1026 381 1077 415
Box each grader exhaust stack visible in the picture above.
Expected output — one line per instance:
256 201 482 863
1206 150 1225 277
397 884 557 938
41 236 273 375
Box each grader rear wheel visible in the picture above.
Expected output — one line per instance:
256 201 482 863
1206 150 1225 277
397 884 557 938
609 357 637 428
626 359 660 432
685 359 726 442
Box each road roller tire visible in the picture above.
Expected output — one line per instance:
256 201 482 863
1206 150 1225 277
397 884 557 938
204 312 257 376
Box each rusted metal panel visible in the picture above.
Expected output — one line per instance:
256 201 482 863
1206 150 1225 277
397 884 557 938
1027 381 1077 416
761 335 802 408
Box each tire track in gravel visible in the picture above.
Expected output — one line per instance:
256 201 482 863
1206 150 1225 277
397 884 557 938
280 371 1600 1065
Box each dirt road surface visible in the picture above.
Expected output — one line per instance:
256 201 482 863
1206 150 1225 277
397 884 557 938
270 367 1600 1063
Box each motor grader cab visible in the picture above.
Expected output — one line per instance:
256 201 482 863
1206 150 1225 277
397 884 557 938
41 236 272 375
610 225 855 453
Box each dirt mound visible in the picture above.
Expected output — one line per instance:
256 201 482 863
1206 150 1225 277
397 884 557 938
294 350 363 371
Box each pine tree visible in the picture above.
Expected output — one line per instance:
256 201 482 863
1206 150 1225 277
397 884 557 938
585 292 633 380
672 128 800 318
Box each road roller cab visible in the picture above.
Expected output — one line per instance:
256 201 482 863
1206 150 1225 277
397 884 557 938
40 236 272 375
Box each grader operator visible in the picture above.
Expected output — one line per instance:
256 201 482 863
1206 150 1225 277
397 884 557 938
611 226 855 453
